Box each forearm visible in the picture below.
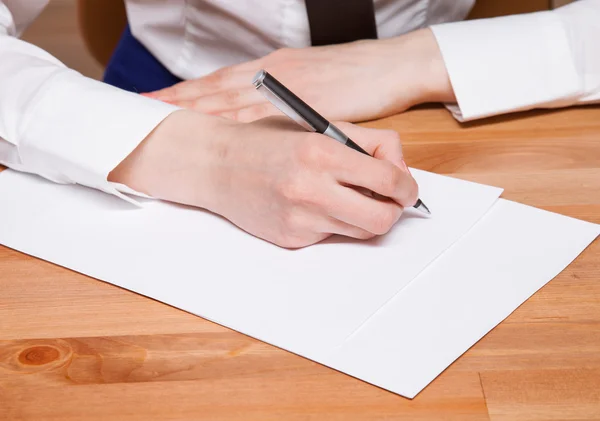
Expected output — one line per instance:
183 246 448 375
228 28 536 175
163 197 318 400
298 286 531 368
382 28 456 109
108 110 228 211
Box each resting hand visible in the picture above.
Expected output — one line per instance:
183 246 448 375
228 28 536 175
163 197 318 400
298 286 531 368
144 29 455 123
110 111 418 248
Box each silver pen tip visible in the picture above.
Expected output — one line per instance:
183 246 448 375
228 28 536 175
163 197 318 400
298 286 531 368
414 199 431 215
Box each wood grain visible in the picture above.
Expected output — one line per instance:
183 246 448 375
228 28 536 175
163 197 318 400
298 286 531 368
0 335 488 421
481 370 600 421
3 2 600 417
1 104 599 420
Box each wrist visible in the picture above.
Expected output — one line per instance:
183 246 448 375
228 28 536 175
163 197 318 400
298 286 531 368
387 28 456 107
109 110 231 210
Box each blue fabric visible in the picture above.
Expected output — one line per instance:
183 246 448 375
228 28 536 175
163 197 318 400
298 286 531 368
103 25 182 93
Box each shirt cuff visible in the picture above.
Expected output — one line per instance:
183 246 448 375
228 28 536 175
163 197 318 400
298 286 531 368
18 69 179 202
430 11 582 121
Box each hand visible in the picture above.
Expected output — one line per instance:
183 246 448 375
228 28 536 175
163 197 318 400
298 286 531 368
109 110 418 248
144 29 455 123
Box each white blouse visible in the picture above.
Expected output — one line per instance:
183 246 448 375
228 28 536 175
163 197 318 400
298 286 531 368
0 0 598 201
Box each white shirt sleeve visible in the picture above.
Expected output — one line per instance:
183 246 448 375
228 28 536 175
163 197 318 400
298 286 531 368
0 1 179 203
430 0 600 122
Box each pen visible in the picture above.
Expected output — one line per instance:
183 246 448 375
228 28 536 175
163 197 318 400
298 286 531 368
252 70 431 215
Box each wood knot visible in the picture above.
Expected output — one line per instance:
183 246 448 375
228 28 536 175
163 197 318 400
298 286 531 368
18 346 61 366
0 339 72 374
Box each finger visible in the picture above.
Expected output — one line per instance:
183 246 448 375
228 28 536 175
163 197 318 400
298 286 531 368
334 124 408 202
219 103 281 122
334 122 404 168
325 184 404 236
322 140 418 208
320 217 377 240
146 68 258 102
172 88 264 114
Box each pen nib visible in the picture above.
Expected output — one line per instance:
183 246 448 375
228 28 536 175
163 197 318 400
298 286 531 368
414 199 431 215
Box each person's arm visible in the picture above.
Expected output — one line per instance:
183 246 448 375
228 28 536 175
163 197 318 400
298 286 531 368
0 1 419 248
0 0 178 203
430 0 600 121
148 0 599 124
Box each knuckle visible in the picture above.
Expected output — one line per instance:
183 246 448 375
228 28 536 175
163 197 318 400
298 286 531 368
278 179 296 202
278 174 320 208
278 177 307 204
297 138 332 167
371 207 398 235
278 213 315 248
223 89 241 106
379 163 402 196
205 71 225 89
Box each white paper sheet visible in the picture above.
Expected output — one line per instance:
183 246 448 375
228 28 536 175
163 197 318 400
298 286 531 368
318 199 600 397
0 169 502 355
0 169 597 398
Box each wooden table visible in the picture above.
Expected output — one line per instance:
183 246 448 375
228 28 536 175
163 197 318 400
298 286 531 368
1 106 599 420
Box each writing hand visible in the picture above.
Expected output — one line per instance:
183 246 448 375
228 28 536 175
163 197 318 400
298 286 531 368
110 111 418 248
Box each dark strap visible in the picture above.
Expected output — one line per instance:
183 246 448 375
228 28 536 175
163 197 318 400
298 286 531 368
305 0 378 46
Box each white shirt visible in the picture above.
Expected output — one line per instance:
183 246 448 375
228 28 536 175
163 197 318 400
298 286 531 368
0 0 599 201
